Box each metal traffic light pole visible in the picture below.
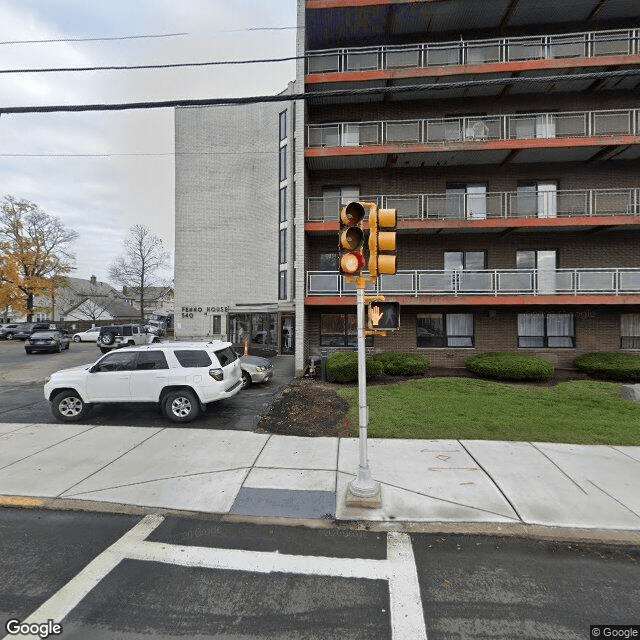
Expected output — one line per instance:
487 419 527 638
346 274 381 503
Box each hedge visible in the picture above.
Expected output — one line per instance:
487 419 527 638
369 352 430 375
325 352 384 383
465 352 554 381
574 352 640 382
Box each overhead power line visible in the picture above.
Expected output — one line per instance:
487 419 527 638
0 33 188 45
0 69 637 116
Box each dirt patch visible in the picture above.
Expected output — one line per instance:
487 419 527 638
255 369 591 437
256 378 353 437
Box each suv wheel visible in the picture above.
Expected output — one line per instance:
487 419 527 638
240 371 252 389
164 389 200 423
73 335 81 342
51 390 90 422
6 333 13 340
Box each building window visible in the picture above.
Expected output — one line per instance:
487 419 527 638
279 110 287 141
321 313 372 347
445 184 487 220
417 313 474 347
279 187 287 223
621 314 640 349
319 253 338 271
321 186 360 218
279 270 287 300
444 251 486 271
279 229 287 264
279 145 287 182
516 182 557 218
518 313 574 348
211 315 221 334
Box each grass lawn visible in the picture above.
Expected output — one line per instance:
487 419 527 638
337 378 640 445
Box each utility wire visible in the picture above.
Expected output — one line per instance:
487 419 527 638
0 69 637 115
0 33 188 45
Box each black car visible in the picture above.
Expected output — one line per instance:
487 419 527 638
12 323 54 340
25 330 71 354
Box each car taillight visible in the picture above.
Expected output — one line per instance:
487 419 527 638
209 368 224 381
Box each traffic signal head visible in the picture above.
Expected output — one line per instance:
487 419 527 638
339 202 366 275
368 207 397 278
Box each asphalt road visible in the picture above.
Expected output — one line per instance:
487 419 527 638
0 340 294 430
1 508 638 640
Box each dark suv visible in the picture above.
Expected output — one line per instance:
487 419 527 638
97 324 158 353
3 323 53 340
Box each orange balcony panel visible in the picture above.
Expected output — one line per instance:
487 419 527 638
305 135 640 158
305 54 640 85
305 294 640 307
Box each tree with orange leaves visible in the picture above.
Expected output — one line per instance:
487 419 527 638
0 195 78 321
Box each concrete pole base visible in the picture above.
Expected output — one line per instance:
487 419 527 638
345 480 382 509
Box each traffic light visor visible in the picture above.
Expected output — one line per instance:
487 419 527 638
340 201 366 226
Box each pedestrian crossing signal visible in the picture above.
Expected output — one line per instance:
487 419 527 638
368 301 400 330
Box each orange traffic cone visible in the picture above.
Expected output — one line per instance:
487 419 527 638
243 339 249 356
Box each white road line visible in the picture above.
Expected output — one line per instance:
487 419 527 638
6 516 428 640
387 532 429 640
125 539 389 580
1 514 164 640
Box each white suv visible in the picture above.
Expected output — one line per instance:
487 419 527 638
44 341 242 423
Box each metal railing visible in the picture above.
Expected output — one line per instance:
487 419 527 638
307 28 640 74
307 109 639 149
306 268 640 297
306 188 640 222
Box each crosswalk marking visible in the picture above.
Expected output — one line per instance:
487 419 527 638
3 514 427 640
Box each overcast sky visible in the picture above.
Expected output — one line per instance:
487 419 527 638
0 0 297 284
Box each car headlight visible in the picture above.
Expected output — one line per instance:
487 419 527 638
255 366 265 373
44 376 51 384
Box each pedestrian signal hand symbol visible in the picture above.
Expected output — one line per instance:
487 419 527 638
368 302 400 330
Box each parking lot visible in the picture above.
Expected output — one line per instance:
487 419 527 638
0 339 294 429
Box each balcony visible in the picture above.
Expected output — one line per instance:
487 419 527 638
307 28 640 77
306 268 640 303
306 109 640 169
306 188 640 223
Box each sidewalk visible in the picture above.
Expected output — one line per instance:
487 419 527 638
0 422 639 538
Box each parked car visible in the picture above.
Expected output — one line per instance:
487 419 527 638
72 326 102 342
0 324 21 340
239 354 274 389
97 324 159 353
11 323 54 341
25 330 71 354
44 341 242 423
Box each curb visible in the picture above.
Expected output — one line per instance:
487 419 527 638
2 494 639 547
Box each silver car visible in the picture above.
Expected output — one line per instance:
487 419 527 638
239 355 273 389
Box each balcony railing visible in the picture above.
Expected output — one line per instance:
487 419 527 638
307 269 640 297
306 188 640 222
307 109 639 149
307 28 640 75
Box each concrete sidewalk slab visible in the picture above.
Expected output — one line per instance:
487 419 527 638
0 424 95 467
0 426 162 497
463 440 640 530
61 430 269 496
336 439 519 523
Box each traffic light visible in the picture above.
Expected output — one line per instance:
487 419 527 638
368 207 397 278
368 301 400 330
339 201 366 276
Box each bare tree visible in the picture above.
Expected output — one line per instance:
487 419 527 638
0 195 78 320
108 224 170 323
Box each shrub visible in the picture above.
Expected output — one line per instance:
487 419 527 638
325 352 384 383
370 352 430 375
574 352 640 382
465 352 554 381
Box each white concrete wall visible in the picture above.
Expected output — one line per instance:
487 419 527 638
174 103 282 338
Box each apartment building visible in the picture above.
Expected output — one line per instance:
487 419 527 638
301 0 640 370
174 87 297 358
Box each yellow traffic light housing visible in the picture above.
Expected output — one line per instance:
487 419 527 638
368 207 397 278
339 201 366 275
